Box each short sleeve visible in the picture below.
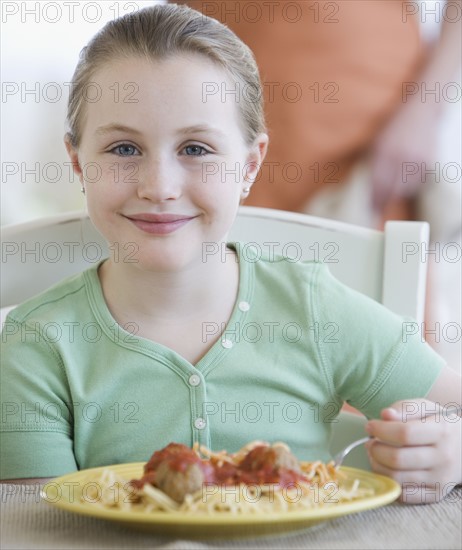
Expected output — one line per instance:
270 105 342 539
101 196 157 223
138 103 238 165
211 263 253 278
0 316 78 478
312 266 446 419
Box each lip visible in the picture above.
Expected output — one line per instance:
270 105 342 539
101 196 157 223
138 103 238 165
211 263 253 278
123 213 198 235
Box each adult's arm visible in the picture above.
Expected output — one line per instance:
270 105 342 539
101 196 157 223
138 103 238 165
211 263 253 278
371 9 462 211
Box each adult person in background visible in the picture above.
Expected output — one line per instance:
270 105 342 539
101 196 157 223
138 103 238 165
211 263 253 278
172 0 461 369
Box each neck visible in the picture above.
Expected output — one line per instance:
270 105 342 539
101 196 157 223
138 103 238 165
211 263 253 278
98 245 239 325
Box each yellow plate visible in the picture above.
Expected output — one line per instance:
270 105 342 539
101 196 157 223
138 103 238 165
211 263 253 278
41 463 401 538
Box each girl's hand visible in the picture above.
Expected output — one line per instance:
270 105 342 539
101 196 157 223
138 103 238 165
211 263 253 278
365 399 462 504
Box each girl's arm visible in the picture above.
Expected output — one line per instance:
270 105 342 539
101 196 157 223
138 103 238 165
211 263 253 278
425 365 462 405
365 365 462 504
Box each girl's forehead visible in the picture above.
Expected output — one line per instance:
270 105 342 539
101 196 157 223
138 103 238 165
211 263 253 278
89 55 239 113
81 55 246 139
94 54 232 93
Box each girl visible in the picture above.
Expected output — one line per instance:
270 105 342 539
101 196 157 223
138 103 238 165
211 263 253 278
1 3 460 504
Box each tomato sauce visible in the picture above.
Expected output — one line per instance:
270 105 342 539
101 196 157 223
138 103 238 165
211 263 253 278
145 443 203 473
236 445 309 487
131 443 310 491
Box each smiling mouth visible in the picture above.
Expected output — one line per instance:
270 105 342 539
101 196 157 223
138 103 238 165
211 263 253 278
124 213 198 235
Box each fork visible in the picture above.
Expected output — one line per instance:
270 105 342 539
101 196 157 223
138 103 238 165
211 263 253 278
332 405 462 468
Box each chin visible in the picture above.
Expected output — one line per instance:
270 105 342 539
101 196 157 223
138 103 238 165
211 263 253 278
129 243 198 273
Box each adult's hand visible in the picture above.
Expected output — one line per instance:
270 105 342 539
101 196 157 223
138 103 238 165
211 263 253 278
370 97 440 213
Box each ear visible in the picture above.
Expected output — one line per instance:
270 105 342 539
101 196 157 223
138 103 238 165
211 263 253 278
64 133 84 185
243 133 269 189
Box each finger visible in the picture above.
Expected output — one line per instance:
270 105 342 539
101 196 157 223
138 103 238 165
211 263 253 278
400 177 422 198
367 440 439 471
368 453 432 486
395 162 424 198
371 157 400 212
366 418 442 446
380 407 401 421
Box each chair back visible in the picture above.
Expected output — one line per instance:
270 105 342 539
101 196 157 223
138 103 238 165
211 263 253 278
1 206 429 323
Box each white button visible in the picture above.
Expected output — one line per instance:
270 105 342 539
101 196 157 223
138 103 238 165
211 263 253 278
238 301 250 312
194 418 206 430
221 339 233 349
188 374 201 387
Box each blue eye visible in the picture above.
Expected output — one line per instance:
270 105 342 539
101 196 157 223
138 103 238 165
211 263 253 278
184 145 208 156
111 144 139 156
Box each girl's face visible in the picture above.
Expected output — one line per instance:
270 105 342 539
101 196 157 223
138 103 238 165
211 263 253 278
66 55 267 272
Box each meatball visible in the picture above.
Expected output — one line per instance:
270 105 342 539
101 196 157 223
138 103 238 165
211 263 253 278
141 443 216 503
272 442 302 473
239 442 301 474
155 461 206 503
145 442 191 473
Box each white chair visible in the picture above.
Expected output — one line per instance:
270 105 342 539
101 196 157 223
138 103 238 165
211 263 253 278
1 206 430 469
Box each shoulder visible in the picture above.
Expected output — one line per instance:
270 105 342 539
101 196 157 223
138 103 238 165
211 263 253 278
242 243 407 335
4 264 98 327
244 245 372 310
234 241 325 286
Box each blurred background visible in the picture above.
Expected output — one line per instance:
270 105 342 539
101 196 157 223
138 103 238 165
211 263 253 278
2 0 156 224
1 0 461 369
1 0 458 224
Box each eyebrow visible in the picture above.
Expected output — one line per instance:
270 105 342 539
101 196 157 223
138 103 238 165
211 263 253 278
95 124 143 136
95 123 227 138
176 125 227 138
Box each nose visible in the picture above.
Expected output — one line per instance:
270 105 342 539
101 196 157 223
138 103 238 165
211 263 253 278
136 156 182 202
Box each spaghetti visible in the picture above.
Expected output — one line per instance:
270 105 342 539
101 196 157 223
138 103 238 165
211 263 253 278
80 441 374 514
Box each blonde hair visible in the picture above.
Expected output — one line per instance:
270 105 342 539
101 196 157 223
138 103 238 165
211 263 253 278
67 3 266 147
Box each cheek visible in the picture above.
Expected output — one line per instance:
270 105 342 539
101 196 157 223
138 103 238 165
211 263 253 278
85 164 134 203
105 158 141 188
199 165 244 200
195 181 241 214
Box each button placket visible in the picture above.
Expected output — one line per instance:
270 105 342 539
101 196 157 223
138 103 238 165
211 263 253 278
187 369 210 449
191 259 251 448
220 302 250 350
